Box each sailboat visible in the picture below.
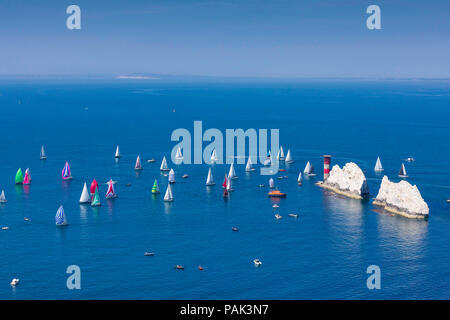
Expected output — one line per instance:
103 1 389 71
0 190 7 203
115 145 121 158
175 147 183 160
226 175 234 192
23 168 31 185
105 179 117 198
15 168 24 184
55 205 68 226
277 146 285 161
135 155 143 171
245 157 255 172
263 151 272 166
269 178 275 189
304 161 316 176
228 163 237 179
285 149 293 163
163 184 174 202
62 162 72 180
210 149 218 163
222 174 227 188
40 145 47 160
91 187 101 206
151 179 160 194
206 168 215 185
398 163 408 178
168 169 176 184
297 172 303 186
79 182 91 203
90 179 98 195
160 156 170 171
374 156 384 172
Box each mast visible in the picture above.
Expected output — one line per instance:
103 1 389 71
152 179 160 194
168 169 176 183
135 155 142 170
79 182 91 203
206 168 215 185
55 205 68 226
164 184 174 202
160 156 169 171
285 149 293 163
40 145 46 160
0 190 6 203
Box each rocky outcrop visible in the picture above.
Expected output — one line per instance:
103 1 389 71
317 162 369 200
373 176 429 219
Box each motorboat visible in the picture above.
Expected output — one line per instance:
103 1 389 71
253 259 262 266
268 190 286 198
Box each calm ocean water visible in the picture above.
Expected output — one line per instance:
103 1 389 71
0 79 449 299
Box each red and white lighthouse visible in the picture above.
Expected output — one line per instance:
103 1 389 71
323 155 332 180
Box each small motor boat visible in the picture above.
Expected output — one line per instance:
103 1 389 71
125 183 132 187
24 217 30 221
283 176 288 178
2 227 8 230
147 159 156 163
288 213 299 218
182 174 189 179
259 184 265 188
198 266 204 271
10 278 19 287
275 214 282 219
279 169 286 172
268 190 287 198
144 252 154 256
277 176 283 180
253 259 262 266
175 265 185 270
406 157 415 162
272 204 279 208
232 227 239 232
447 199 450 203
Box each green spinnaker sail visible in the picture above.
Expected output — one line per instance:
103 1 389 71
91 187 101 206
15 168 24 184
151 179 159 194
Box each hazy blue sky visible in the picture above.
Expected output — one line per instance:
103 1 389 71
0 0 449 77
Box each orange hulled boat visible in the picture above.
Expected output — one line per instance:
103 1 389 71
268 190 287 198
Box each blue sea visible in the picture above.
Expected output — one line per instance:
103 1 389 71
0 79 449 299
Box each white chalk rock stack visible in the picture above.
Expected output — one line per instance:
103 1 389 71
323 162 369 198
373 176 429 219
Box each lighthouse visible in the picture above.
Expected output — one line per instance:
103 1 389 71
323 155 332 181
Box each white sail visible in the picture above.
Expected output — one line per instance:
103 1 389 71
304 161 311 174
297 172 302 183
228 163 237 179
0 190 6 203
285 149 293 163
115 145 121 158
79 183 91 203
399 163 408 177
269 178 274 189
168 168 176 183
374 156 383 172
163 184 174 202
263 156 271 166
175 147 183 159
206 168 215 185
226 176 233 191
160 156 169 171
245 157 254 172
280 146 285 160
40 145 46 159
211 149 218 163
